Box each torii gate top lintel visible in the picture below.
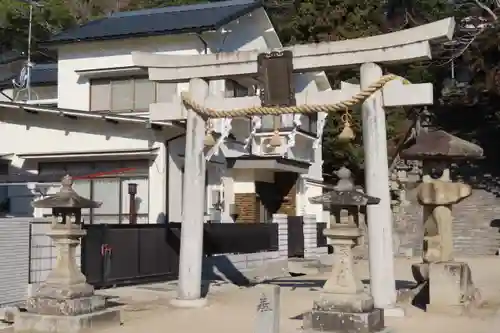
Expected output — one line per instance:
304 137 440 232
131 17 455 81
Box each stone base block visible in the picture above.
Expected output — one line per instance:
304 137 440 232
0 322 13 333
428 261 481 311
382 307 405 318
170 297 208 308
426 304 467 316
314 292 374 313
304 308 384 333
34 283 94 301
26 295 106 316
14 308 121 333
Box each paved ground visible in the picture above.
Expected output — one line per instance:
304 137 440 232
95 257 500 333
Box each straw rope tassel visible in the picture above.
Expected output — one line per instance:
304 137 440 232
203 121 216 147
338 109 355 142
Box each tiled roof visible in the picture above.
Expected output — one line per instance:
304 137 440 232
45 0 262 45
28 64 58 85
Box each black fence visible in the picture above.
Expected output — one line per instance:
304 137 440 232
287 216 304 258
81 222 278 288
317 222 328 247
81 224 180 288
168 222 278 256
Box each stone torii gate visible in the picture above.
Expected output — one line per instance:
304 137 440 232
132 17 455 313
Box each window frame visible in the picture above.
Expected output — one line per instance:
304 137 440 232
90 76 163 113
301 113 318 135
38 160 150 224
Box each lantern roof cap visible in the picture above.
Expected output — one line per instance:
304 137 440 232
309 167 380 207
32 175 102 209
401 130 483 160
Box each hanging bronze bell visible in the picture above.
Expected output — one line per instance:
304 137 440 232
268 130 282 147
203 130 216 147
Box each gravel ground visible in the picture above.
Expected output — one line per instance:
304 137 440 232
92 256 500 333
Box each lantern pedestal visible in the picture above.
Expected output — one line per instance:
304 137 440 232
15 224 121 333
304 168 387 333
400 130 484 315
306 225 384 333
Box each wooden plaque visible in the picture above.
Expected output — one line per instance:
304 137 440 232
258 50 295 107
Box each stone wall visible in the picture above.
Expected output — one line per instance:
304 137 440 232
393 187 500 257
202 214 289 282
303 214 328 258
350 186 500 258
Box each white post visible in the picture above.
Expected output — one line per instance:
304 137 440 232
360 63 401 315
171 78 209 308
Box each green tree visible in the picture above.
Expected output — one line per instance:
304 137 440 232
266 0 457 177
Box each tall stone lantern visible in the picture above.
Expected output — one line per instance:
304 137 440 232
400 130 483 314
305 167 383 333
15 175 121 333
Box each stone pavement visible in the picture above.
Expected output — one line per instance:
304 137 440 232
92 257 500 333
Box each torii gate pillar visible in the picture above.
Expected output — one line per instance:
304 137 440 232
170 78 208 308
360 63 401 315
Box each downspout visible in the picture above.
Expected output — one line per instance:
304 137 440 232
165 133 186 223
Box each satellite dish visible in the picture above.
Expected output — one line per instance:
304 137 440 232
12 64 29 88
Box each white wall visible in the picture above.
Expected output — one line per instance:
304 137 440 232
232 169 256 193
57 34 203 111
0 112 156 155
303 181 324 222
0 8 327 222
0 111 173 220
167 135 184 222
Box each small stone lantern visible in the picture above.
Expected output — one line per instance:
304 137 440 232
400 130 483 314
16 175 121 333
305 167 383 333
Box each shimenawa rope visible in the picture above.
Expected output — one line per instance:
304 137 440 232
181 74 400 119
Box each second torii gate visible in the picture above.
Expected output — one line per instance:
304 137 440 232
132 17 455 314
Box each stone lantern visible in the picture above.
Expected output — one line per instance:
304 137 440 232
400 130 483 314
305 167 383 333
15 175 121 333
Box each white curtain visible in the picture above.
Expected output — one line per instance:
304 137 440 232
72 180 91 220
92 178 120 223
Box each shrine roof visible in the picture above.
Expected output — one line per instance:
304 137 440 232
44 0 262 46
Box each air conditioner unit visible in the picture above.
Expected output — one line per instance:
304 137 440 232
260 137 280 155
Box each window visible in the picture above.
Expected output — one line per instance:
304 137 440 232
300 113 318 135
261 115 282 131
38 160 149 224
225 79 249 98
90 77 177 112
